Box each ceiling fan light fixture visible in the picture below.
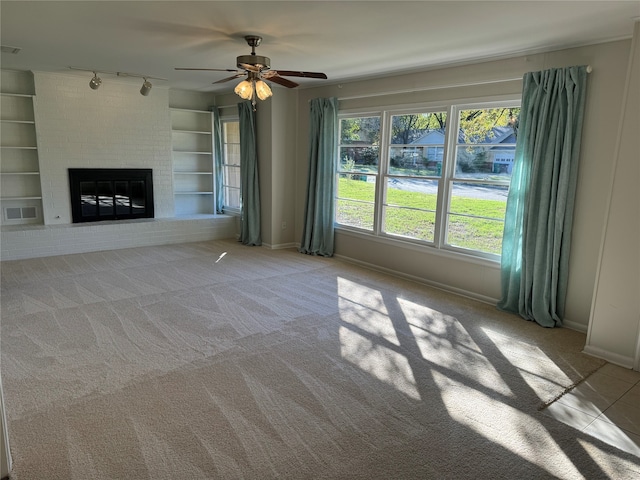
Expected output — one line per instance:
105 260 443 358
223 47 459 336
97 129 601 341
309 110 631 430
255 80 272 100
234 79 254 100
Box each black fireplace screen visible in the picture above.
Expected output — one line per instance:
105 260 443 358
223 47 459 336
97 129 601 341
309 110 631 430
69 169 154 223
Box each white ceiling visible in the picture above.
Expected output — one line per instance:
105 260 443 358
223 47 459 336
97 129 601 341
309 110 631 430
1 1 639 93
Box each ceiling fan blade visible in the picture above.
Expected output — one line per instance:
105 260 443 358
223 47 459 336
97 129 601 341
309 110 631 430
267 75 299 88
213 74 245 84
175 67 240 72
268 70 328 79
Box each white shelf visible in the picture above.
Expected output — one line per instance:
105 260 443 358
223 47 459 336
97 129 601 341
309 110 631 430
172 150 212 155
175 191 213 195
0 92 34 98
1 71 43 226
172 129 212 135
1 196 43 201
170 107 215 215
1 119 35 124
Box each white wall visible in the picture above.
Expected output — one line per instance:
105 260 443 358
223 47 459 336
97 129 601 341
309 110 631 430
585 23 640 369
0 75 236 261
293 40 632 330
33 72 174 224
0 379 10 479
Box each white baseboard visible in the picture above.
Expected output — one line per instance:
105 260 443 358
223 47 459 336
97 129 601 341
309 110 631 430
562 319 588 333
333 253 499 306
582 345 635 369
263 242 298 250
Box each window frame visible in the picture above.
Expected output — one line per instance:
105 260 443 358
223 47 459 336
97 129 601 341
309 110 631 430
221 116 241 214
335 95 521 262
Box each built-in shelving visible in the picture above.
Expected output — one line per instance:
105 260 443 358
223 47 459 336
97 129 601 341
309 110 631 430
0 71 43 225
170 108 215 216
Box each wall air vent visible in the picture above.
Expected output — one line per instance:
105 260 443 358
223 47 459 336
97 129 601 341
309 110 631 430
4 206 37 221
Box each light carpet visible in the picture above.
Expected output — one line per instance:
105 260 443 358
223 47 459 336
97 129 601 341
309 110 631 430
1 239 638 479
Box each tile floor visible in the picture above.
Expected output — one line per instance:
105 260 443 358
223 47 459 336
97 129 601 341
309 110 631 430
542 363 640 457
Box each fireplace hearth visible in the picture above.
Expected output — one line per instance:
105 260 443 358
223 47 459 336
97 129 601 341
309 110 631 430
69 168 154 223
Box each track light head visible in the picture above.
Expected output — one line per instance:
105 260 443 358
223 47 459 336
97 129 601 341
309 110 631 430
89 72 102 90
140 78 152 96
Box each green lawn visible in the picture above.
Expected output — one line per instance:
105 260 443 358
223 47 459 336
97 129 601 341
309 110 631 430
337 177 505 254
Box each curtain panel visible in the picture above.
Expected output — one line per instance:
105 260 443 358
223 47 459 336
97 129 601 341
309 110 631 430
299 97 339 257
211 107 224 214
498 66 588 327
238 101 261 246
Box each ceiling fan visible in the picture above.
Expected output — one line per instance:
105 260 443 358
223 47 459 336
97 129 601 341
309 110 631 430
176 35 328 106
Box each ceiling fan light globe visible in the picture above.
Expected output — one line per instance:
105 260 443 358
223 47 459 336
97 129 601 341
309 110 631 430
234 80 254 100
255 80 272 100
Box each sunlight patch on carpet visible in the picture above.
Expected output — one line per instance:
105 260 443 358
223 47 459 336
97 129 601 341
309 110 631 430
432 369 584 479
339 325 420 400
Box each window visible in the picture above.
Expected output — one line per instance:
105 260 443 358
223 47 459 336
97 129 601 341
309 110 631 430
222 120 241 210
336 100 520 259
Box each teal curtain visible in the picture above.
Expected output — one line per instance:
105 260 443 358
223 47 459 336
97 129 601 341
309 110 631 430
238 101 261 246
299 97 339 256
211 107 224 214
498 66 588 327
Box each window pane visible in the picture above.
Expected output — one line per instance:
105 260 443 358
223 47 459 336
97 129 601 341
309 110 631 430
340 117 380 145
224 143 240 165
224 165 241 209
339 146 379 172
455 145 515 180
384 206 435 242
389 146 442 176
447 214 504 255
224 121 240 143
225 187 240 208
384 178 438 242
386 178 438 210
389 112 446 177
456 107 518 182
336 199 374 230
458 107 519 144
390 112 446 144
336 174 376 230
446 182 509 255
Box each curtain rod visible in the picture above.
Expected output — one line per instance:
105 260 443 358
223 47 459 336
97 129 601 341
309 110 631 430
217 65 593 105
335 65 592 102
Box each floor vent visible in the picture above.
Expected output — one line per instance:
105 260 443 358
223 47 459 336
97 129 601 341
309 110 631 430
5 206 37 221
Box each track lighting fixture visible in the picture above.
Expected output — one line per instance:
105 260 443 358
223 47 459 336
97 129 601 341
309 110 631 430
89 72 102 90
140 78 152 96
68 67 166 96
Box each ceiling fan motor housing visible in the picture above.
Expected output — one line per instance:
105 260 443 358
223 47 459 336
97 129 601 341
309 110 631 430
237 54 270 70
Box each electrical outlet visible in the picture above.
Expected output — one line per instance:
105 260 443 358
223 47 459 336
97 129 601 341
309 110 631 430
281 221 287 230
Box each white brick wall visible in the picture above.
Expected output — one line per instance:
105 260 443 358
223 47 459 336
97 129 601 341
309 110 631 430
0 72 238 260
0 216 238 261
33 72 175 224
